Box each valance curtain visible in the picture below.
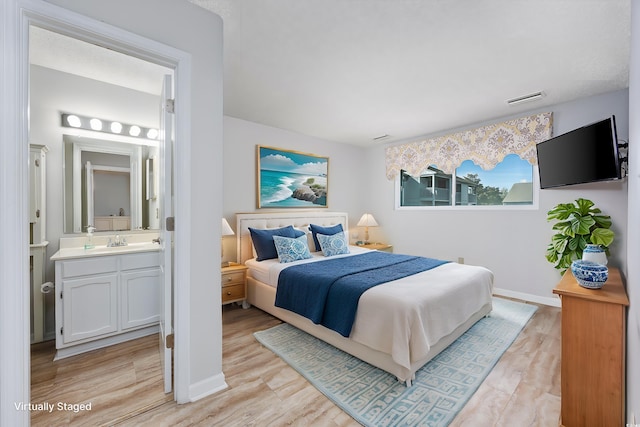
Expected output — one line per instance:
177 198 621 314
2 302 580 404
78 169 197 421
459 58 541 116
384 112 553 180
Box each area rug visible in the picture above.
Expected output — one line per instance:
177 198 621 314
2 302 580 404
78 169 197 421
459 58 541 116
253 297 537 427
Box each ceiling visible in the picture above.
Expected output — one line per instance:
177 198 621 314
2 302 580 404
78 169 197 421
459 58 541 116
30 1 631 146
29 26 171 96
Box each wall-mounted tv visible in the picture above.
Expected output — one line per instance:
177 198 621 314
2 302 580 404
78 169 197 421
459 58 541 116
536 116 621 189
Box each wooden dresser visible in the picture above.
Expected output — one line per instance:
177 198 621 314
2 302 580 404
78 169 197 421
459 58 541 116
553 267 629 427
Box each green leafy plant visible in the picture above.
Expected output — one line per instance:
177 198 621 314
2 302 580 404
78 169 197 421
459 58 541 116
546 198 615 274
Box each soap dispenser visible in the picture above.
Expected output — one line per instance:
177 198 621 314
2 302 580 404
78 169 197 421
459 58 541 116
85 226 96 249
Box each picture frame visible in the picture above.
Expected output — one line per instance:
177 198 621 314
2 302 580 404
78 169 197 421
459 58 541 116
257 145 328 208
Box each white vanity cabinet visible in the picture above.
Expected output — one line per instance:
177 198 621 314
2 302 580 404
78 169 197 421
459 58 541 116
120 252 161 330
54 250 160 359
61 272 119 344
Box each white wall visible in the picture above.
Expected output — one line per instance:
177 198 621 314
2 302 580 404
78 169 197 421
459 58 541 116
44 0 225 402
222 116 368 261
364 89 629 306
626 0 639 422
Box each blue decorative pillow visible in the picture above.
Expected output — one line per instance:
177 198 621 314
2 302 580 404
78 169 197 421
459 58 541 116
309 223 343 251
317 231 350 257
249 226 299 261
291 228 306 238
273 235 312 263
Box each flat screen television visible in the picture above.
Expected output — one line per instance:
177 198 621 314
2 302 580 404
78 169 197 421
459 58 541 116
536 116 621 189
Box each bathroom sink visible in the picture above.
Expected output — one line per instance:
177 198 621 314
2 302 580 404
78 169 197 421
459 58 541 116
91 242 159 253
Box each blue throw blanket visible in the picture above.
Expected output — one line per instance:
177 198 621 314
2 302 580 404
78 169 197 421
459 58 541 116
274 251 449 337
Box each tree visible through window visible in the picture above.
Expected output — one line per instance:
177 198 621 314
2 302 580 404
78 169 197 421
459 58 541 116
399 154 533 207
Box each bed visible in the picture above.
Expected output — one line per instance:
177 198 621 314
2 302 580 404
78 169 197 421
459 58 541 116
236 211 494 385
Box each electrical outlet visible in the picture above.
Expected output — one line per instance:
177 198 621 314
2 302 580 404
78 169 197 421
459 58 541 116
457 257 464 264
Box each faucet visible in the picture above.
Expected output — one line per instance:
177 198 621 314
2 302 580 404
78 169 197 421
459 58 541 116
107 234 128 247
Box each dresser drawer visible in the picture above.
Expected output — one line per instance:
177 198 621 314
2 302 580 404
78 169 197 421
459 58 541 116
221 284 245 302
222 271 245 286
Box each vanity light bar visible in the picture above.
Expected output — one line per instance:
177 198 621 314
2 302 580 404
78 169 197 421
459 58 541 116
61 113 159 140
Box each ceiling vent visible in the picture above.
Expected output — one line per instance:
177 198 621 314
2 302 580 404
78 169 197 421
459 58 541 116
372 134 390 142
506 91 545 106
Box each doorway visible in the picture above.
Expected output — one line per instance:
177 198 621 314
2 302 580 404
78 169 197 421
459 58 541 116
28 23 173 425
2 3 212 424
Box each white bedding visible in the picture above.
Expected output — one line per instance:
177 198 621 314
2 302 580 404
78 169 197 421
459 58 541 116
245 248 494 372
245 245 371 285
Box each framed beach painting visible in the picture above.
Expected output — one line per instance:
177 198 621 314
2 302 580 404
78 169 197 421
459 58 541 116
257 145 328 208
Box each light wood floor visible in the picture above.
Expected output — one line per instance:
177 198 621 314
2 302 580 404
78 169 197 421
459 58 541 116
30 335 171 426
31 298 561 426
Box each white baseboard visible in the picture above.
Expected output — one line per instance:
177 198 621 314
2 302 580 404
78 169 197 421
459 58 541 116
493 287 561 308
188 373 228 403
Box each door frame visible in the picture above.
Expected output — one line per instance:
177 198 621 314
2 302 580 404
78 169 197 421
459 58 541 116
1 1 193 423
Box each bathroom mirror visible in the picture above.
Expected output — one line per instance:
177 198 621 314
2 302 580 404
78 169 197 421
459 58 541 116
63 135 160 234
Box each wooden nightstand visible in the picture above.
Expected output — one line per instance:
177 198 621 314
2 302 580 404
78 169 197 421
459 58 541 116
221 263 248 307
358 243 393 253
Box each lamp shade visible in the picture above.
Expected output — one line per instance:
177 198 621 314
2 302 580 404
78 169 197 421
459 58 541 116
357 213 378 227
221 218 235 236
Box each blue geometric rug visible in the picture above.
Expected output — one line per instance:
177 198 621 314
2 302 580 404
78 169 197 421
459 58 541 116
254 297 537 427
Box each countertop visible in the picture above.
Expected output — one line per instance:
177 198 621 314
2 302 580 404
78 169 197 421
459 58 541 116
51 241 160 261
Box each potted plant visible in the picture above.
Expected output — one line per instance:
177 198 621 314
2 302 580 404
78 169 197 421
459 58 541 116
546 198 615 274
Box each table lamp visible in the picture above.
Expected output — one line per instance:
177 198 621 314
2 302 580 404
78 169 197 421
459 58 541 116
357 213 378 244
221 218 235 267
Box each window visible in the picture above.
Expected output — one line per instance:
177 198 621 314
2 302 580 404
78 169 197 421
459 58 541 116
400 168 453 206
399 154 534 208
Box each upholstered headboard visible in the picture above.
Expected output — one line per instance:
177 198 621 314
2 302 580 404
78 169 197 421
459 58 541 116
236 211 349 264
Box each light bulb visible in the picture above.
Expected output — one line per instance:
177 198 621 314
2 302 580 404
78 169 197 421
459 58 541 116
89 118 103 131
66 115 82 128
110 122 123 133
146 129 159 139
129 125 141 137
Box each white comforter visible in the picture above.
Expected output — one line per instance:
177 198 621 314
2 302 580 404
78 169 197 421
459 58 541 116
246 248 494 371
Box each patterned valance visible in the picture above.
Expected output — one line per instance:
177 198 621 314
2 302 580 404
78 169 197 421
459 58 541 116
385 112 553 179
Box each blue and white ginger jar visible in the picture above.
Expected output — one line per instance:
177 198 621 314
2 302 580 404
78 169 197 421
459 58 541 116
582 244 607 265
571 259 608 289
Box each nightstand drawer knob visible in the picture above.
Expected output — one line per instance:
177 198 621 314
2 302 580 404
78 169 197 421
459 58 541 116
227 291 232 295
227 277 233 282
